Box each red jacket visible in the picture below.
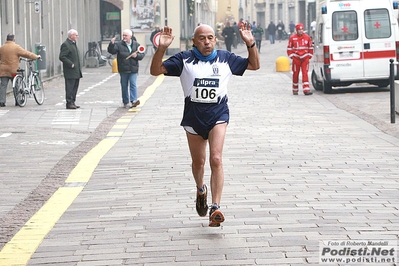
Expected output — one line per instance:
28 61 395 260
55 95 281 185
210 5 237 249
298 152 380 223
287 33 313 59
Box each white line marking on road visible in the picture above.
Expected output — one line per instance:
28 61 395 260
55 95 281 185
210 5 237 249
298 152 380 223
0 133 12 138
55 73 118 106
0 110 9 117
52 110 81 125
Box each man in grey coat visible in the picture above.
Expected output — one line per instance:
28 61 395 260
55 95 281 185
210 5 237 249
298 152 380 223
59 29 82 109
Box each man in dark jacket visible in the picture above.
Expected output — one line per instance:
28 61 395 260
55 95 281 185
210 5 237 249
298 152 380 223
277 20 285 41
221 22 235 52
108 29 145 108
267 21 276 44
232 22 240 48
59 29 82 109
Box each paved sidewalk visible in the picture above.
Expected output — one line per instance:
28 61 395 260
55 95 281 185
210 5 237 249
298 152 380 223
1 41 399 265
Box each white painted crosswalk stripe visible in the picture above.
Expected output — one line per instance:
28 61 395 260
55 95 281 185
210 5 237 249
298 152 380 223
0 109 9 117
52 110 81 125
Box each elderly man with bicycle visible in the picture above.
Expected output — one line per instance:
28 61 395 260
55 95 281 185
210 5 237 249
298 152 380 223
0 33 41 107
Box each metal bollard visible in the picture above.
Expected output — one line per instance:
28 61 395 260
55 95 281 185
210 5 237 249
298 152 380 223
112 58 118 73
389 59 395 123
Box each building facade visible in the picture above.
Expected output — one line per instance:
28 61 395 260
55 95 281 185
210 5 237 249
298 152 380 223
215 0 317 32
0 0 319 80
117 0 202 55
0 0 102 79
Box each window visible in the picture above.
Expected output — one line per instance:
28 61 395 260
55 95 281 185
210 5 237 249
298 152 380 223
364 9 391 39
332 11 358 41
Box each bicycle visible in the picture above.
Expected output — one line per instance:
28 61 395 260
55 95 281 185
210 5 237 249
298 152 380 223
12 58 45 107
84 41 107 66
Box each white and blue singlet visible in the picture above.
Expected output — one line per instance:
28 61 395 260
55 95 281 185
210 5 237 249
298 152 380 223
163 50 248 139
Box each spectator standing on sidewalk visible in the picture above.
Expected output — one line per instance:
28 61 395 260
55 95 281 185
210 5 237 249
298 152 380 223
289 21 295 36
267 21 276 44
237 19 245 45
221 22 235 52
232 22 240 48
253 23 264 53
287 23 314 95
150 23 260 227
277 20 285 41
251 21 257 34
310 20 317 40
108 29 145 108
59 29 82 110
0 33 41 107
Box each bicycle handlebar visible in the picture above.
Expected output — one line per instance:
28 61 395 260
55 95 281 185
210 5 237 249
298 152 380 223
18 57 42 73
20 56 42 62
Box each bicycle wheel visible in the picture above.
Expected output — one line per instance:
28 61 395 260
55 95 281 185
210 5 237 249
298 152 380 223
12 75 27 107
85 49 101 67
84 50 91 63
32 74 45 105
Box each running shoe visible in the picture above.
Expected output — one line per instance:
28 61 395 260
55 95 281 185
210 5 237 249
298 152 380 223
196 185 208 217
209 203 225 227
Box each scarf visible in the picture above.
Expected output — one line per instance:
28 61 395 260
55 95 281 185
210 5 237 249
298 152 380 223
124 40 132 53
193 47 217 62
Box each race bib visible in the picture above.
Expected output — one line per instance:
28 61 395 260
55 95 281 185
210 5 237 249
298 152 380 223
191 78 219 103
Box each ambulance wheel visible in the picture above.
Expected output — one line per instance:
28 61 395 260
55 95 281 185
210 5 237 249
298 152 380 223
311 70 323 91
323 79 333 94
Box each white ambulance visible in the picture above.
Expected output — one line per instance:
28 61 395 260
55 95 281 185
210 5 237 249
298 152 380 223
311 0 399 93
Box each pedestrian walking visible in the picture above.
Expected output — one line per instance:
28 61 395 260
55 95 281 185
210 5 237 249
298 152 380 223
277 20 285 41
0 34 41 107
232 22 240 48
221 22 235 52
310 20 317 40
251 21 257 33
237 19 245 45
253 23 264 53
108 29 145 108
289 21 295 36
150 23 260 227
287 23 314 95
59 29 82 109
267 21 276 44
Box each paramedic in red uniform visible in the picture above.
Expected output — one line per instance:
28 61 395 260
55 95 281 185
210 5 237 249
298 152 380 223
287 23 314 95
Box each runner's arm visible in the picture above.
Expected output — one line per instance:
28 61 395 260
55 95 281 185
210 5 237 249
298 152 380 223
150 26 175 76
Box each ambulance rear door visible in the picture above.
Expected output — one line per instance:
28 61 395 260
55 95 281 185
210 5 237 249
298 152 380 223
361 4 397 79
329 1 364 80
